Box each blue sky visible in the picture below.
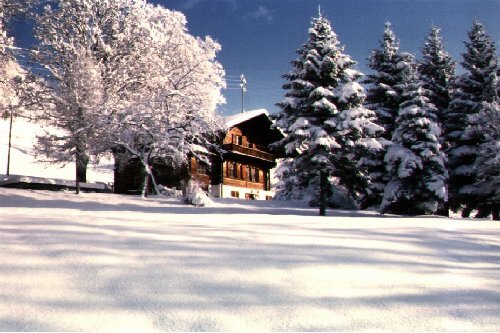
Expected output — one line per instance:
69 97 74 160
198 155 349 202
12 0 500 116
156 0 499 116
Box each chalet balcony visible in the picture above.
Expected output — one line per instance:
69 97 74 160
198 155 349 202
223 178 266 190
222 143 275 162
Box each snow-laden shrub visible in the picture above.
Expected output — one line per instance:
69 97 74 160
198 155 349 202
157 185 183 197
184 181 212 207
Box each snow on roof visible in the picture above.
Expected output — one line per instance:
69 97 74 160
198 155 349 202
190 144 210 154
225 109 270 128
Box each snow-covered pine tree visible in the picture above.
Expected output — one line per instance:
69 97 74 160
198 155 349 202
364 23 404 138
273 158 301 200
466 101 499 220
272 15 337 205
272 13 382 210
360 22 411 209
420 26 455 142
381 61 447 215
419 26 455 216
444 20 498 217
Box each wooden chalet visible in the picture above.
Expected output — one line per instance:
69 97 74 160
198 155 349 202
115 109 284 199
190 109 284 200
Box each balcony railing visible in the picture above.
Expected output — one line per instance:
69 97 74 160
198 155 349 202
223 178 266 190
223 143 275 162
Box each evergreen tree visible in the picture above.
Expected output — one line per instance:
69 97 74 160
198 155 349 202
419 26 455 216
381 61 447 215
360 22 411 208
272 13 382 210
420 26 455 139
466 101 499 220
444 20 498 217
364 22 406 138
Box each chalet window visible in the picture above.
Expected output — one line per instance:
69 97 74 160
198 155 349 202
245 193 256 200
227 162 238 178
249 167 259 182
196 160 208 175
235 163 240 178
231 191 240 198
233 135 243 146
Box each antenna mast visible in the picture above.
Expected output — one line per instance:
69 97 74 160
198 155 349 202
240 74 247 113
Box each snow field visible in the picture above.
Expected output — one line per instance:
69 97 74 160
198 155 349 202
0 117 114 183
0 188 499 331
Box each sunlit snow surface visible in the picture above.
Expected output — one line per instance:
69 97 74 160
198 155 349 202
0 188 499 331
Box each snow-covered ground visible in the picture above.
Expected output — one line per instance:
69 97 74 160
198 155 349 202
1 188 499 331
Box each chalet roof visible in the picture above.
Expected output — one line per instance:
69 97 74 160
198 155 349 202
225 109 269 128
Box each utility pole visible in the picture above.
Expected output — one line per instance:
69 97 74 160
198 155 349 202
240 74 247 113
6 109 13 176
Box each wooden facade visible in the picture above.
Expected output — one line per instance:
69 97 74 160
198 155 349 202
221 126 272 191
189 156 211 190
210 110 283 199
187 131 274 197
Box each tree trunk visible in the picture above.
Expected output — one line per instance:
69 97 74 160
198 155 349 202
461 206 473 218
142 171 149 198
141 156 159 198
436 202 449 217
75 146 88 194
75 107 89 186
112 149 122 194
319 169 327 217
76 154 89 183
475 207 490 219
141 168 159 198
75 157 80 195
6 111 13 176
150 169 159 195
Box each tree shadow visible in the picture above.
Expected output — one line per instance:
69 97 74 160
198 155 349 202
1 190 499 331
0 188 418 218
